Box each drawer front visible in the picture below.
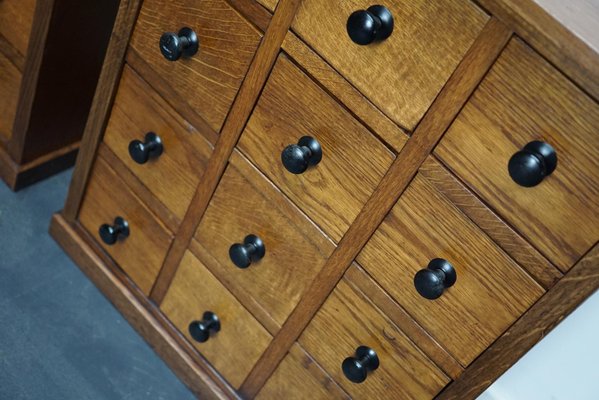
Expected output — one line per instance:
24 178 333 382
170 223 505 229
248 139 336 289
161 251 272 389
299 275 449 399
435 39 599 271
129 0 262 133
357 169 544 366
257 344 350 400
0 0 35 57
103 65 213 221
291 0 487 130
0 51 20 141
79 156 173 295
238 55 396 242
193 151 335 330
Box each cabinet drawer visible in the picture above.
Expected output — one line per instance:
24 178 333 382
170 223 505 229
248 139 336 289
102 65 213 221
291 0 487 130
257 344 349 400
79 156 173 295
0 51 20 142
435 39 599 271
192 151 335 331
161 251 272 389
238 55 395 242
129 0 262 133
299 274 449 399
357 168 544 366
0 0 35 57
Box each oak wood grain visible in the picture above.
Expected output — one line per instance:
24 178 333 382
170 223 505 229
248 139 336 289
78 155 174 295
49 214 236 399
436 38 599 272
103 65 213 222
0 0 35 57
191 150 335 333
228 0 272 32
292 0 488 131
149 0 304 303
438 242 599 399
357 171 545 366
0 31 24 71
62 0 143 218
281 32 407 153
129 0 262 133
0 51 20 142
238 55 396 242
161 251 272 389
256 0 277 13
240 18 512 397
345 264 464 380
257 343 350 400
299 277 449 399
420 157 562 289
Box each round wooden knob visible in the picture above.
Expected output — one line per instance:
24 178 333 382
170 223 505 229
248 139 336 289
346 5 394 45
414 258 457 300
508 141 557 187
229 234 265 269
159 27 199 61
342 346 379 383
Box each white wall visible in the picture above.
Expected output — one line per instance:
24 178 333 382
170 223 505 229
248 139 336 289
478 289 599 400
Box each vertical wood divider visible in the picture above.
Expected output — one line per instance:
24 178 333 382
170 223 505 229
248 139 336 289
239 18 513 397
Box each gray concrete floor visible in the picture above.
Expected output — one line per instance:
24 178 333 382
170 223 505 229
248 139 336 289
0 170 195 400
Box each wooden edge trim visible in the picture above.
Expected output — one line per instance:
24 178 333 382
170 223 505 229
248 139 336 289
437 242 599 399
476 0 599 102
0 32 25 71
8 0 56 162
420 157 562 289
239 18 513 398
149 0 305 304
281 32 408 153
227 0 272 33
345 264 464 379
49 213 239 400
62 0 144 222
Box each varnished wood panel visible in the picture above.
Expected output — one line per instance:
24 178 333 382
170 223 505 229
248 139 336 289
103 65 213 221
129 0 262 133
299 278 449 399
0 51 20 142
161 251 272 389
292 0 488 130
438 243 599 399
357 171 545 366
78 156 173 295
436 38 599 272
238 55 396 242
257 343 349 400
256 0 277 13
0 0 35 57
193 150 335 333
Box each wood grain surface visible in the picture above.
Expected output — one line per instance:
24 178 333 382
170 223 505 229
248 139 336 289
78 155 173 295
240 18 512 397
292 0 487 130
420 157 562 289
257 343 350 400
0 51 20 142
357 171 544 366
438 242 599 399
436 38 599 272
149 0 304 303
256 0 277 13
299 277 449 399
161 251 272 389
0 0 35 57
238 55 396 242
103 65 213 221
192 150 335 333
129 0 262 133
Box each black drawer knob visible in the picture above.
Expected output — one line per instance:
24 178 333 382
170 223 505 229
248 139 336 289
414 258 457 300
229 234 265 269
342 346 379 383
281 136 322 174
188 311 220 343
98 217 129 245
128 132 164 164
508 141 557 187
347 5 393 45
159 27 199 61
